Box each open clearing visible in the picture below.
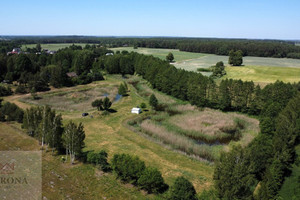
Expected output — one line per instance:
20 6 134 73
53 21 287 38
3 74 214 195
112 47 300 84
21 43 95 51
111 47 206 62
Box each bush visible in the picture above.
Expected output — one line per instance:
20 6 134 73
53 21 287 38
111 153 145 184
137 167 168 194
15 85 28 94
169 176 197 200
0 85 13 97
140 102 146 109
87 150 110 172
0 102 24 122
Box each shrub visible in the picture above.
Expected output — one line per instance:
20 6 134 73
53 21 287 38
169 176 197 200
0 102 24 122
140 102 146 109
87 150 110 172
15 85 28 94
0 85 13 97
137 167 168 194
111 153 145 184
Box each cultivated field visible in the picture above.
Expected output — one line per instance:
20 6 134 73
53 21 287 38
224 65 300 84
21 43 95 51
111 47 300 84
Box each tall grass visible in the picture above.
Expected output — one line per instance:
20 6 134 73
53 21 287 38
140 120 216 161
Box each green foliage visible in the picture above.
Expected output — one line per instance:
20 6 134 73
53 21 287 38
197 68 211 72
137 167 167 194
149 94 158 110
229 50 243 66
118 83 127 96
36 43 41 52
23 106 64 151
103 97 112 110
214 145 256 199
140 102 146 109
166 52 174 62
15 84 28 94
62 121 85 163
30 87 39 100
0 102 23 123
0 85 13 97
111 153 145 184
169 176 197 200
87 150 110 172
211 61 226 78
91 99 103 111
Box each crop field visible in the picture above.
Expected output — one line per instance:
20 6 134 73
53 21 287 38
223 65 300 84
111 47 300 84
3 74 214 195
21 43 95 51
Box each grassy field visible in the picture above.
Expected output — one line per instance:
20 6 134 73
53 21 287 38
3 74 214 195
21 43 95 51
111 47 300 84
111 47 206 62
223 65 300 84
0 122 152 200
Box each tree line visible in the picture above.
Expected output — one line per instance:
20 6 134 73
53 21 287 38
0 44 112 94
2 36 300 59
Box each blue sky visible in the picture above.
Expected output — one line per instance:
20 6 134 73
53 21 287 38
0 0 299 39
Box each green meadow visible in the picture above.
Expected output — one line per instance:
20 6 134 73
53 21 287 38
111 47 300 84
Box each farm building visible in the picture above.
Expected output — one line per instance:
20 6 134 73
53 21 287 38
131 107 142 114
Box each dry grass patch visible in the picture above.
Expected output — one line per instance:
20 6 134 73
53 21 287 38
20 86 118 111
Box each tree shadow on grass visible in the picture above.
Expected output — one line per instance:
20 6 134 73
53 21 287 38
107 108 117 113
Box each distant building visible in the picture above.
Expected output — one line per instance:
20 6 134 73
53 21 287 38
12 48 21 53
131 107 142 114
66 72 78 78
105 53 114 56
7 47 22 55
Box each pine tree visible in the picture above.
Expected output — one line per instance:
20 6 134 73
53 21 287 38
169 176 197 200
149 94 158 110
103 97 112 110
118 84 127 96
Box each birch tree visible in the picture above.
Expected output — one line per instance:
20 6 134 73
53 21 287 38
62 121 85 164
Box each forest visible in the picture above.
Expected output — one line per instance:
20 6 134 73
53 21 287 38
0 41 299 199
2 36 300 58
